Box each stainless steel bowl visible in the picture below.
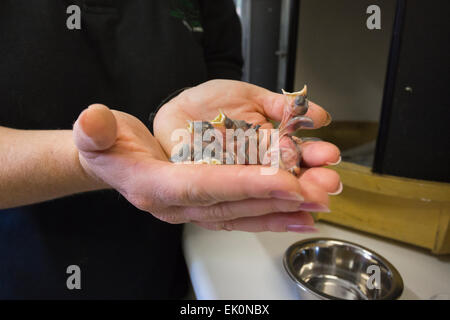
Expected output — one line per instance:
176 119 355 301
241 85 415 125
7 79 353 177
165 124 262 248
283 238 404 300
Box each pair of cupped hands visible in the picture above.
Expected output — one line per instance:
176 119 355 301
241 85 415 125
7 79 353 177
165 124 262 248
73 80 341 233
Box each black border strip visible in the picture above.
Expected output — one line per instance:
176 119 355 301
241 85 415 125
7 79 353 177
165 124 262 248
285 0 301 92
373 0 407 173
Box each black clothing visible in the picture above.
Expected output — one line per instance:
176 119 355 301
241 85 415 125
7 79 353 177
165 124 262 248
0 0 242 299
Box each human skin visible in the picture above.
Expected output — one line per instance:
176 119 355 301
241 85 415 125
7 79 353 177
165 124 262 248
153 80 342 231
0 80 341 233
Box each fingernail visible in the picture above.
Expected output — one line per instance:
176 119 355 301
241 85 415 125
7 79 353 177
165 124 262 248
328 182 343 196
299 202 330 213
270 191 304 202
326 156 341 166
286 225 319 233
324 112 332 127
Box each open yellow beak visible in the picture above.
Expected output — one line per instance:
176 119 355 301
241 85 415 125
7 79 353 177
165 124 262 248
210 109 227 126
281 84 307 97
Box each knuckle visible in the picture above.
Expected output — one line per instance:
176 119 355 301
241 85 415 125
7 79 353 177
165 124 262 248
157 211 185 224
269 200 284 212
260 219 271 232
172 176 211 206
222 221 234 231
153 182 180 205
278 200 299 212
211 221 226 231
199 221 226 231
186 184 211 205
266 199 287 213
208 204 232 221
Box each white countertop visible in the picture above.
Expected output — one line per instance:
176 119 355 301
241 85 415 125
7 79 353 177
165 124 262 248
183 222 450 300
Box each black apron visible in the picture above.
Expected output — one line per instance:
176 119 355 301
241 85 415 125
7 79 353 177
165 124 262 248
0 0 242 299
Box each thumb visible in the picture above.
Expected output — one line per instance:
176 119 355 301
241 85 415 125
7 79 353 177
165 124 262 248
73 104 118 153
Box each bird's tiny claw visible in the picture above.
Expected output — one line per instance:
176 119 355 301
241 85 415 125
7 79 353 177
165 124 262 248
288 166 301 177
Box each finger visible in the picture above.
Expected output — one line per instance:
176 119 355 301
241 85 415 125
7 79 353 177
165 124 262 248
194 211 316 233
298 167 341 195
151 167 331 224
298 178 330 210
303 100 332 129
152 163 305 207
300 141 341 167
182 199 305 222
153 168 331 223
73 104 117 153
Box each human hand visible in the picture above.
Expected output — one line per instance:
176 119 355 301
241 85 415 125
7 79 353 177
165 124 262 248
153 80 342 229
73 103 329 232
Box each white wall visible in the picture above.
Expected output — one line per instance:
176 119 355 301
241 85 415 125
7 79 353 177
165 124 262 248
294 0 396 121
